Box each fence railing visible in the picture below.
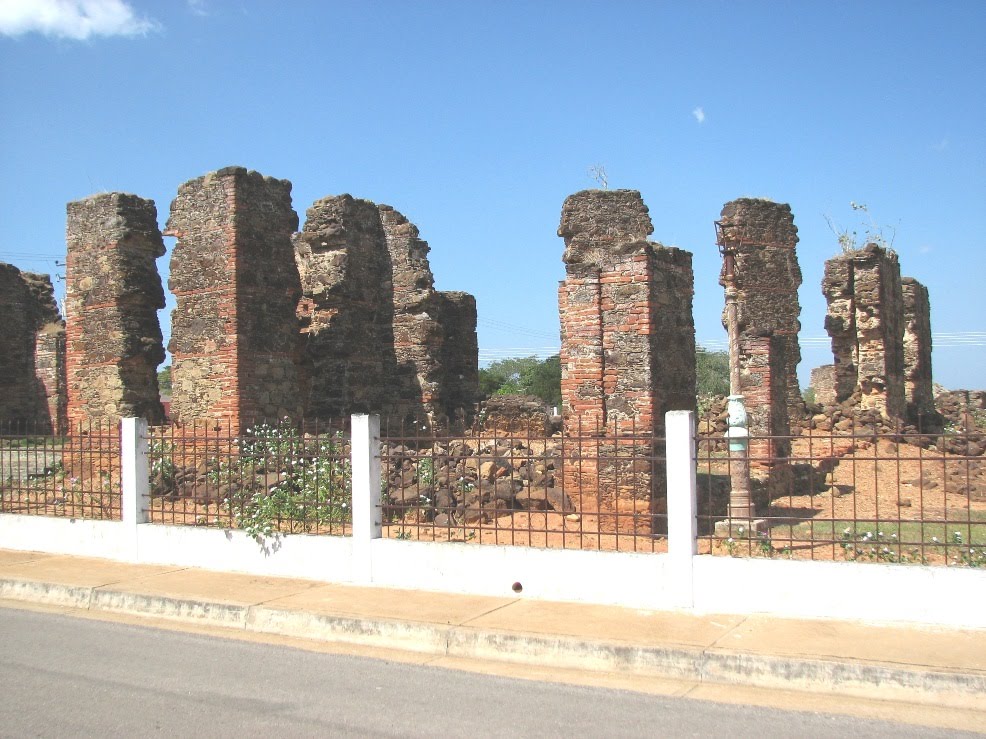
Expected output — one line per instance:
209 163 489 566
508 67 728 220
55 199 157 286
0 419 121 520
696 420 986 566
379 415 666 553
2 412 984 567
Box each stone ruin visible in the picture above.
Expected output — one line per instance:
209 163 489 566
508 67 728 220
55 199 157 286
821 243 906 422
901 277 937 427
294 196 478 430
813 247 940 430
12 166 480 434
65 193 166 426
166 167 305 429
716 198 804 470
557 189 696 523
0 263 65 430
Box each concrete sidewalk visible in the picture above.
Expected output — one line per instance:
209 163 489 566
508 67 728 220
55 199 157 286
1 548 984 730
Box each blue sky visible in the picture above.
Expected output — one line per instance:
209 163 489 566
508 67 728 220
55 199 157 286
1 0 984 389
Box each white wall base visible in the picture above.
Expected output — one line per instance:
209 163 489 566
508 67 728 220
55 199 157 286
3 513 985 629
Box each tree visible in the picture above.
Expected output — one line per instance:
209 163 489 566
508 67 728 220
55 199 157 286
696 347 729 397
520 354 561 407
479 355 561 407
157 365 172 395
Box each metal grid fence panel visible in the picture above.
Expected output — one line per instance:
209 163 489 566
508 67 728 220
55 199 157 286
0 419 121 520
380 417 669 552
146 418 352 537
696 415 985 566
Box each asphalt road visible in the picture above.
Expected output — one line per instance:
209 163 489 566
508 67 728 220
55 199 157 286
0 607 972 738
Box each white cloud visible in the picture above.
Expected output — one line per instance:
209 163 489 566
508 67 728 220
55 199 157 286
186 0 208 17
0 0 159 40
692 106 706 124
932 136 949 152
919 244 933 254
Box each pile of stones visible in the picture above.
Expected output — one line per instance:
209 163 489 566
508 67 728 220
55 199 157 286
382 436 574 525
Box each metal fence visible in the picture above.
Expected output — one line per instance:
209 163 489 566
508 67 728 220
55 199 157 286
146 419 351 537
3 412 984 566
379 417 667 552
0 419 121 520
696 418 986 566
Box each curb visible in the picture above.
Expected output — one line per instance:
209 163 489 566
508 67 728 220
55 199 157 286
1 577 983 710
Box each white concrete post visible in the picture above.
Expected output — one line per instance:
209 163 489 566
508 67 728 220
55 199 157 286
120 417 149 561
666 410 697 608
351 413 382 583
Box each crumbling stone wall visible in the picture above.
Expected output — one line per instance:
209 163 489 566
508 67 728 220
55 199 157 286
167 167 303 430
810 365 837 407
435 290 479 427
65 193 165 425
822 244 906 422
294 194 399 422
901 277 936 427
717 199 804 432
378 205 445 427
0 264 66 429
557 189 696 525
295 197 478 429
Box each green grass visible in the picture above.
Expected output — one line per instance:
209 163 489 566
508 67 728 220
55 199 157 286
763 511 986 565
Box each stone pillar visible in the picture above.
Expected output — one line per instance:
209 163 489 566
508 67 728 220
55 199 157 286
717 199 804 430
294 194 398 422
810 365 837 406
901 277 936 427
822 244 905 422
739 334 790 467
378 205 448 429
166 167 303 430
557 189 696 527
435 291 479 429
65 193 166 426
0 264 66 430
821 256 858 403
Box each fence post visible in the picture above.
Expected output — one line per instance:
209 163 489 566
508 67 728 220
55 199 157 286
666 410 697 608
120 417 149 561
351 413 382 583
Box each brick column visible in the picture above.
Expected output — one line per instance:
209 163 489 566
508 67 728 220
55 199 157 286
823 244 905 422
901 277 937 428
557 190 695 531
166 167 303 431
65 193 166 426
717 198 804 430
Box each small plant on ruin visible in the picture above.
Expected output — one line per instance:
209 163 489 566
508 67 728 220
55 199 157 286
587 164 609 190
824 202 897 255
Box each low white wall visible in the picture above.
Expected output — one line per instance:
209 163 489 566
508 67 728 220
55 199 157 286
693 555 986 629
370 538 675 610
135 524 355 584
3 512 986 628
0 514 130 561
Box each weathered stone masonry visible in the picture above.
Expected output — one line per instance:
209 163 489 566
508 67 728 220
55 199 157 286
167 167 303 430
294 194 399 422
557 189 696 518
822 244 906 421
295 196 479 429
380 206 480 428
901 277 936 427
0 264 66 429
716 198 804 453
65 193 165 426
